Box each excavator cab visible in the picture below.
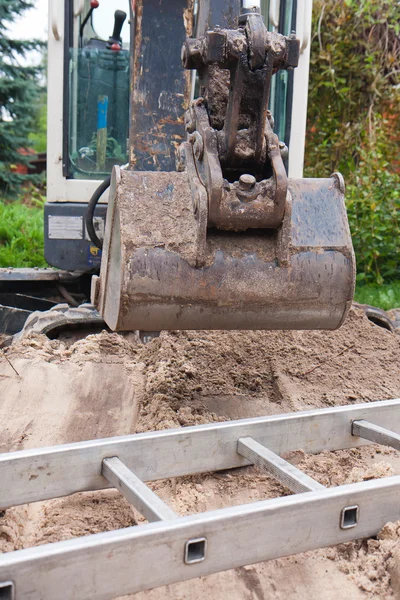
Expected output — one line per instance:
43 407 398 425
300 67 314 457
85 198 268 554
92 1 355 331
45 0 131 271
67 5 130 179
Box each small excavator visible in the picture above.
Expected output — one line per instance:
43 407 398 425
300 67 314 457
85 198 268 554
91 3 355 332
6 6 400 600
3 0 357 340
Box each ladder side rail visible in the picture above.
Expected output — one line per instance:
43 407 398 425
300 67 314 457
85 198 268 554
1 399 400 510
2 475 400 599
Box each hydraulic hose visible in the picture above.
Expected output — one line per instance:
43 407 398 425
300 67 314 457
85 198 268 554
85 176 111 250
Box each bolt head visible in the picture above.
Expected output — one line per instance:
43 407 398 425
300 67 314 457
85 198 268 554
279 142 289 159
239 174 256 190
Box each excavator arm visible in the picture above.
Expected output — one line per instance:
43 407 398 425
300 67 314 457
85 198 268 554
92 4 355 331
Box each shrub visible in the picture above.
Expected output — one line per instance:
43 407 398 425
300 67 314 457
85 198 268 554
0 1 44 196
305 0 400 283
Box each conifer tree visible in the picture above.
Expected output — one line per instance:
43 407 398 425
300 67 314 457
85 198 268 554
0 1 44 195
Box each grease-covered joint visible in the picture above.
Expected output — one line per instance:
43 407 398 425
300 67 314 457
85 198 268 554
182 27 299 72
180 9 294 231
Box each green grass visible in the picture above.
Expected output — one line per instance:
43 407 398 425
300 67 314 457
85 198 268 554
28 96 47 154
0 200 47 268
354 282 400 311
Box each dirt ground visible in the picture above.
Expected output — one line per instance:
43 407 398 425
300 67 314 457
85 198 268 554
1 306 400 599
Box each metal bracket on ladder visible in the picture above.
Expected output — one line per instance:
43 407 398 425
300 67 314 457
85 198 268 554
1 399 400 600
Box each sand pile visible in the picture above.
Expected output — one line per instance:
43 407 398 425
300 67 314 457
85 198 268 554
1 306 400 598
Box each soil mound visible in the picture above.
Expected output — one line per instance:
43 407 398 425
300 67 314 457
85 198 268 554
1 306 400 598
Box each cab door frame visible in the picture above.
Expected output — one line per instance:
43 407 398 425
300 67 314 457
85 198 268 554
47 0 108 204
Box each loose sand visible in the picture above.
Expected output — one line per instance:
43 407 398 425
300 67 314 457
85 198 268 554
1 306 400 598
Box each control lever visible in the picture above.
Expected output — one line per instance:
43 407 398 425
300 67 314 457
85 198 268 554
79 0 100 41
106 10 127 51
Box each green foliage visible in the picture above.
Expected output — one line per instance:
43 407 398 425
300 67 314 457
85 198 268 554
346 139 399 284
0 188 46 267
0 1 45 196
354 282 400 311
305 0 400 284
28 92 47 153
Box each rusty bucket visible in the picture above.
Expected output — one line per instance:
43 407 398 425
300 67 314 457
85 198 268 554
92 167 355 331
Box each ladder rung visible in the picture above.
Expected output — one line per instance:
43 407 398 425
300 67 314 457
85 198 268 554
102 457 177 522
237 437 325 494
352 420 400 451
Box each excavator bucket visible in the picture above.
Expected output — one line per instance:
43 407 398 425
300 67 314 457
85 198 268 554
92 6 355 331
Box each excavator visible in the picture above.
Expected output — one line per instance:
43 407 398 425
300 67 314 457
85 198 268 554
90 0 355 331
4 4 400 599
1 0 357 340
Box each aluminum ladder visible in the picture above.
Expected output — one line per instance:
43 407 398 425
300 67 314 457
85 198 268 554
1 398 400 599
